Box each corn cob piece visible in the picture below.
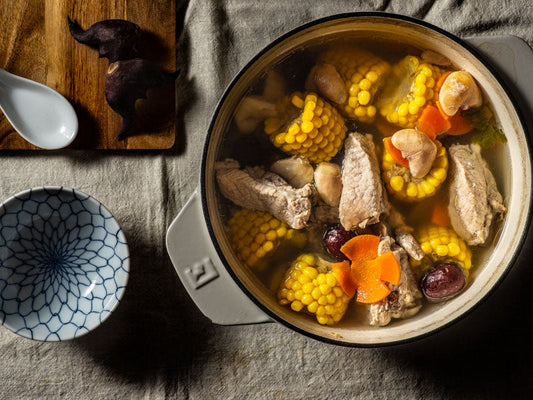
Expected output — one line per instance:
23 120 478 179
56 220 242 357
277 254 351 325
228 209 306 270
377 56 447 128
264 92 348 164
317 46 391 123
382 139 448 201
415 224 472 277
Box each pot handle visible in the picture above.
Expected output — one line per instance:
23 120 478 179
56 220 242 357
166 189 271 325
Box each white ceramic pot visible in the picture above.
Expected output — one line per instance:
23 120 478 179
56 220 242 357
166 13 532 346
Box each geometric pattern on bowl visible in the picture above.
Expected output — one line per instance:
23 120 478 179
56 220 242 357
0 187 129 341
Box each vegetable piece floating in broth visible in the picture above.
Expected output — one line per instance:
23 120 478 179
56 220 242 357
337 235 401 304
307 46 391 123
377 55 447 128
382 138 448 201
234 71 287 134
234 96 278 134
264 92 348 163
391 129 437 179
368 236 422 326
270 156 314 188
416 104 451 139
277 254 352 325
415 224 472 278
228 209 306 269
438 71 482 117
314 162 342 207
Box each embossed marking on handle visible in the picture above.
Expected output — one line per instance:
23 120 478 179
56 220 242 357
185 257 219 289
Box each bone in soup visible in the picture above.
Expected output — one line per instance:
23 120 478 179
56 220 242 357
214 38 507 327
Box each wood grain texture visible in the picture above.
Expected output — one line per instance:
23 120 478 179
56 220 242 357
0 0 176 149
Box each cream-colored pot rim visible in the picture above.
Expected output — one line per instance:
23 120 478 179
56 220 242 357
200 13 532 346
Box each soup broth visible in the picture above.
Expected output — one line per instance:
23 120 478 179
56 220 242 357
213 35 509 328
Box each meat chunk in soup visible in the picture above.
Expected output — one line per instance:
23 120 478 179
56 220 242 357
385 207 424 261
447 144 506 245
311 201 340 225
339 132 388 230
368 236 422 326
216 159 315 229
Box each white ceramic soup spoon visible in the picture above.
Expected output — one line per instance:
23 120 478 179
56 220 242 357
0 68 78 149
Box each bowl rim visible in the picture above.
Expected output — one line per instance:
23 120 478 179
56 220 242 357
199 12 532 347
0 185 130 341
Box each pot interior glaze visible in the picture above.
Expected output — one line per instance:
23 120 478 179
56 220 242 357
201 14 530 345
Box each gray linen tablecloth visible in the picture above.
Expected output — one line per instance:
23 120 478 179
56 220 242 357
2 0 532 398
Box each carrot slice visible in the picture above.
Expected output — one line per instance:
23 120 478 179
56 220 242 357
447 112 473 136
384 137 410 168
375 252 401 285
332 260 357 297
436 71 452 93
417 104 451 139
340 234 380 262
436 100 450 121
355 281 391 304
339 235 402 304
431 200 451 227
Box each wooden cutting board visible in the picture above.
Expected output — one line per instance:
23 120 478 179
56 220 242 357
0 0 176 149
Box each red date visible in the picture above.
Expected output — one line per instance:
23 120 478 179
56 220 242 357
420 262 466 302
323 224 356 261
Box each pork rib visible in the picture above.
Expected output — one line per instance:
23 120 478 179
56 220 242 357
339 132 388 230
386 207 424 261
368 237 422 326
215 159 315 229
447 144 506 246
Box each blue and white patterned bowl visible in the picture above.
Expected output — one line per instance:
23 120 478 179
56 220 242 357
0 187 129 341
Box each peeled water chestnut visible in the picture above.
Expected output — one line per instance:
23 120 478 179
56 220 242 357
419 262 466 302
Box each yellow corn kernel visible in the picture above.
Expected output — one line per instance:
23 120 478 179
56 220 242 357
291 95 304 109
358 90 371 106
448 242 461 257
366 71 379 82
277 254 352 325
398 103 409 117
307 301 319 313
359 79 371 91
413 84 426 96
414 96 426 107
306 93 318 103
406 183 418 197
390 175 405 191
421 180 436 195
301 121 314 133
